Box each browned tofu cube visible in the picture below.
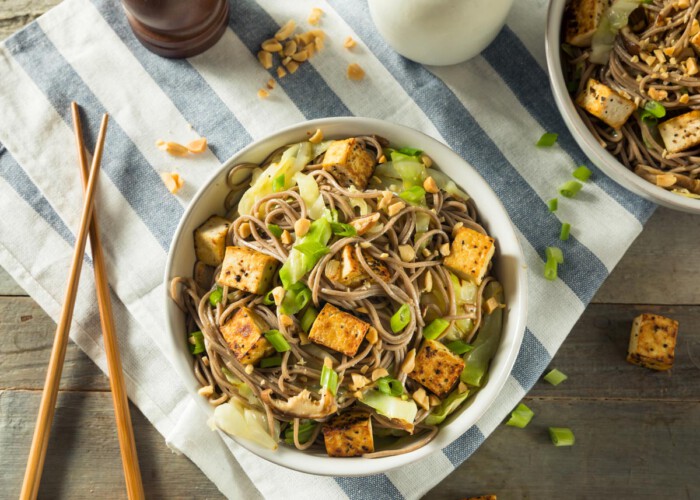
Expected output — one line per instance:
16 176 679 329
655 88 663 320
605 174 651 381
322 138 376 189
194 215 230 266
322 410 374 457
627 313 679 371
444 227 495 285
576 78 636 129
219 246 279 295
220 307 274 365
309 303 370 357
564 0 608 47
409 340 465 397
332 245 390 288
658 110 700 154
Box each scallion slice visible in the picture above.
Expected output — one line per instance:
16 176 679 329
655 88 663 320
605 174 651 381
390 304 411 333
544 368 568 386
267 224 283 238
283 420 317 445
397 146 422 156
300 306 318 333
209 286 223 306
644 100 666 119
263 289 276 305
264 329 291 352
544 257 558 281
330 222 357 237
446 340 474 355
548 198 558 212
506 403 534 428
376 376 404 397
549 427 575 446
260 356 283 368
546 246 564 264
572 165 592 182
320 362 339 395
560 222 571 241
294 240 330 260
536 132 559 147
559 180 583 198
399 185 426 204
423 318 450 340
273 173 285 192
188 331 205 355
279 282 311 315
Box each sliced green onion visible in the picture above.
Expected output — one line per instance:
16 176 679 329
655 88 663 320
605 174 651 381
506 403 534 428
559 180 583 198
546 246 564 264
273 173 285 192
560 222 571 241
330 222 357 237
390 304 411 333
549 427 575 446
264 329 290 352
544 258 558 281
396 146 422 156
294 240 330 260
644 100 666 119
536 132 558 147
279 282 311 315
283 420 317 445
260 356 283 368
376 376 404 397
399 185 426 204
263 289 275 305
547 198 558 212
423 318 450 340
209 286 223 306
188 331 205 355
300 306 318 333
640 109 658 126
323 208 339 223
320 362 339 395
267 224 283 238
446 340 474 355
544 368 568 386
572 165 592 182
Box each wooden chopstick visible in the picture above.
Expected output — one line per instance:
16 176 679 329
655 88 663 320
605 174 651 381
71 102 145 499
20 111 109 500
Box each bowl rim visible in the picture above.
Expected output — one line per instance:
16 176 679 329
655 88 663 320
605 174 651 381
545 0 700 214
163 116 528 476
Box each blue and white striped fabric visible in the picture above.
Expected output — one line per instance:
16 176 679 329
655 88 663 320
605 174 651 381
0 0 655 497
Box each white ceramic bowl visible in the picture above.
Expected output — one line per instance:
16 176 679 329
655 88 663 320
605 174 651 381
164 117 528 476
545 1 700 214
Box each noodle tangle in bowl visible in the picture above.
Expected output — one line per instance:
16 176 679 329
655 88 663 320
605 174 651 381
163 118 527 476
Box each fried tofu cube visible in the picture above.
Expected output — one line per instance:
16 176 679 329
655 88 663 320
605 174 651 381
219 246 279 295
309 303 370 357
322 410 374 457
333 245 391 288
576 79 636 129
322 138 376 189
194 215 231 266
443 227 495 285
409 340 465 397
658 110 700 154
627 313 679 371
220 307 274 365
564 0 609 47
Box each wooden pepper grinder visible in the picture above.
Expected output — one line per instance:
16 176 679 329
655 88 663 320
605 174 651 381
121 0 230 58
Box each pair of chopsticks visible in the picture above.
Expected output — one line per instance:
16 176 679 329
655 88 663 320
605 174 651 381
20 103 144 500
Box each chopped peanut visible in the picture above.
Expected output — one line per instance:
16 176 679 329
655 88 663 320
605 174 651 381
275 19 296 41
347 63 365 81
308 128 324 144
198 385 214 397
277 66 287 78
257 88 270 99
680 93 690 104
156 140 189 157
315 36 325 51
281 229 293 245
648 88 668 101
292 50 309 62
452 221 464 237
439 242 451 256
687 57 699 76
400 348 417 374
262 38 283 52
656 173 677 187
294 217 311 237
423 271 433 293
344 36 356 49
371 367 389 381
258 50 273 69
484 296 501 314
413 387 429 410
161 172 184 194
266 78 276 90
186 137 207 153
423 176 439 194
429 394 441 407
458 381 468 394
308 7 323 26
351 374 371 390
366 327 378 344
283 40 297 57
272 286 285 306
420 154 433 168
285 60 300 74
398 244 415 262
378 154 387 164
387 201 405 216
238 222 251 239
244 364 254 374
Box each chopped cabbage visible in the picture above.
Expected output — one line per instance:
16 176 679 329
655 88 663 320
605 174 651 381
361 390 417 427
590 0 644 64
213 400 279 450
220 367 258 405
279 217 332 288
347 185 371 216
294 172 326 220
450 273 477 305
424 388 470 425
428 170 470 200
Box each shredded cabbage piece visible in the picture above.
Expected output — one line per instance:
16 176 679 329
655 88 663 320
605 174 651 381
213 400 279 450
590 0 643 64
361 390 417 428
294 171 326 220
347 185 371 215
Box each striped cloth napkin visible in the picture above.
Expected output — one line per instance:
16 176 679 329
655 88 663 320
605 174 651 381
0 0 655 498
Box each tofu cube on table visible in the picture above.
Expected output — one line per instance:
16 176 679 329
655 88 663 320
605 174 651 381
309 303 370 357
627 313 679 371
322 138 376 190
194 215 230 266
658 110 700 154
220 307 274 365
565 0 609 47
408 339 465 398
443 227 495 285
576 78 636 129
322 410 374 457
219 246 279 295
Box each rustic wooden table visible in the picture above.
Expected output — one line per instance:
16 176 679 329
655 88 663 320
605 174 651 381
2 2 699 498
